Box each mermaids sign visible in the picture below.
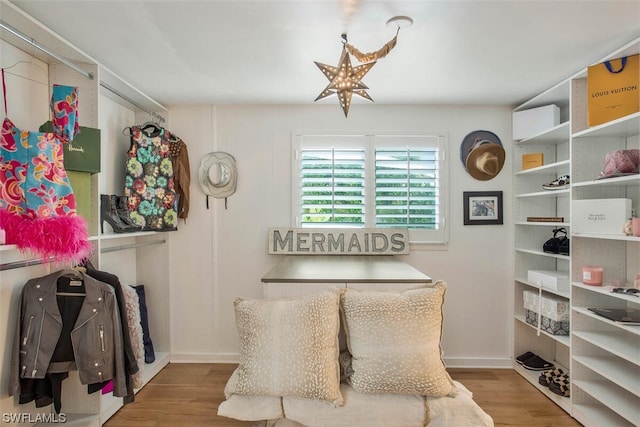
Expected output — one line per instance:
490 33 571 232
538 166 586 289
268 228 409 255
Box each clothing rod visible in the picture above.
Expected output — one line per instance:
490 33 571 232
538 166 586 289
100 81 166 123
0 19 93 80
0 256 55 272
100 239 166 254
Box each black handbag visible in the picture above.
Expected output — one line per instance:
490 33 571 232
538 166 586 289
543 228 569 255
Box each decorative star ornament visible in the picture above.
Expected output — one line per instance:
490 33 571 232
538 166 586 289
314 46 376 117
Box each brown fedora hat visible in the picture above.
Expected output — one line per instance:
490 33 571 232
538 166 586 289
460 130 505 181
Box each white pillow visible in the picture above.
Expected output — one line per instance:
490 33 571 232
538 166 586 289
219 369 284 421
341 281 456 397
228 290 343 405
283 383 429 427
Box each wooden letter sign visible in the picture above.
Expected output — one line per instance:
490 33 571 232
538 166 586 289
268 228 410 255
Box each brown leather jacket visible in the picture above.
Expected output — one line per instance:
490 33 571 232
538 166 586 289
169 136 190 221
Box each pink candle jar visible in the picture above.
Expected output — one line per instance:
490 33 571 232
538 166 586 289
582 266 603 286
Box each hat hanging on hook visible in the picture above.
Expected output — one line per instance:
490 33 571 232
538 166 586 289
198 152 237 208
460 130 505 181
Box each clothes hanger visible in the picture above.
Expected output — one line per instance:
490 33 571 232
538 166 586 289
2 60 33 72
56 268 86 296
139 112 163 134
140 121 162 138
56 292 86 297
141 120 161 131
1 45 36 72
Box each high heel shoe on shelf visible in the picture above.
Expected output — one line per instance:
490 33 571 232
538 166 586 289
100 194 140 234
115 195 141 230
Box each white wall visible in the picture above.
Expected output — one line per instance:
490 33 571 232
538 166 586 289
0 45 512 425
1 33 515 368
167 103 514 367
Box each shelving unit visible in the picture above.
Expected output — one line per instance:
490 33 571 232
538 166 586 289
513 35 640 426
0 1 172 425
569 36 640 427
512 74 573 409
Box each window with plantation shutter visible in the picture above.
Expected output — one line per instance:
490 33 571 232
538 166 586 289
375 147 439 229
300 147 366 226
293 133 448 245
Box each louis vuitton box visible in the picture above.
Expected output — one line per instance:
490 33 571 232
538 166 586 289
572 198 632 235
521 152 544 170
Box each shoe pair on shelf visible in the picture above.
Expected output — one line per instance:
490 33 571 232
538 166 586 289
100 194 141 234
515 351 554 371
542 175 570 190
539 368 570 397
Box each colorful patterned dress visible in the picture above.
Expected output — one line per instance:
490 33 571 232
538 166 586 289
124 125 178 231
0 85 91 263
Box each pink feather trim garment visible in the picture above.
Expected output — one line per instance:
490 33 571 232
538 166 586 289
0 209 92 263
0 85 91 264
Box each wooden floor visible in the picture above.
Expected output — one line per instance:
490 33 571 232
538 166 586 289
104 363 582 427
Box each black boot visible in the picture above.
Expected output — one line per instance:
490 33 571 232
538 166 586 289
100 194 137 234
115 195 141 230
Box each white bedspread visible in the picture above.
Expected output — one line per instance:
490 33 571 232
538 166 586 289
218 380 493 427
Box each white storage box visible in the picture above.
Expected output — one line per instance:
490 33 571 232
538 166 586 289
524 310 570 335
523 290 569 322
572 198 632 235
527 270 570 292
512 104 560 140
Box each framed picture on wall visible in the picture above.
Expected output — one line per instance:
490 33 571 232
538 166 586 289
463 191 503 225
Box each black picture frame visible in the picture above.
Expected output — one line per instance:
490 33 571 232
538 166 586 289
463 191 503 225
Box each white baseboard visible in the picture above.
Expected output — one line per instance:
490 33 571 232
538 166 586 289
169 353 512 369
170 352 240 363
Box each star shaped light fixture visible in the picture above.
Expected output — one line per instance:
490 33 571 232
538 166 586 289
314 39 376 117
313 16 413 117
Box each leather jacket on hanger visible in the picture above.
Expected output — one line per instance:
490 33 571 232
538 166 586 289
9 269 127 399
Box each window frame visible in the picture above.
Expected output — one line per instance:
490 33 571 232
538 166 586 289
292 131 449 247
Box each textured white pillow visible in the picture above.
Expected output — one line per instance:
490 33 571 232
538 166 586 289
229 290 343 405
341 281 456 397
219 369 284 421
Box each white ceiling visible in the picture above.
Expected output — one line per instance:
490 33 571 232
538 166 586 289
6 0 640 109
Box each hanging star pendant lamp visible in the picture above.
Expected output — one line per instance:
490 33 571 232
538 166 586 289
314 44 376 117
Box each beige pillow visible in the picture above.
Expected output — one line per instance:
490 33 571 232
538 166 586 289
220 369 284 422
341 281 456 397
229 290 343 405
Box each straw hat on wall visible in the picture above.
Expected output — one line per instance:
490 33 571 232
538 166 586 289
459 130 505 181
198 152 237 199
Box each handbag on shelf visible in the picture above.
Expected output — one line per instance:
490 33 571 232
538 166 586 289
543 228 570 255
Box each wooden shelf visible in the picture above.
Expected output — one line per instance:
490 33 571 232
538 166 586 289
514 277 570 299
573 355 640 395
514 315 571 346
573 112 640 139
572 379 639 425
515 122 571 145
572 403 636 427
513 363 572 414
516 221 570 227
516 159 570 176
515 189 570 198
572 328 640 363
